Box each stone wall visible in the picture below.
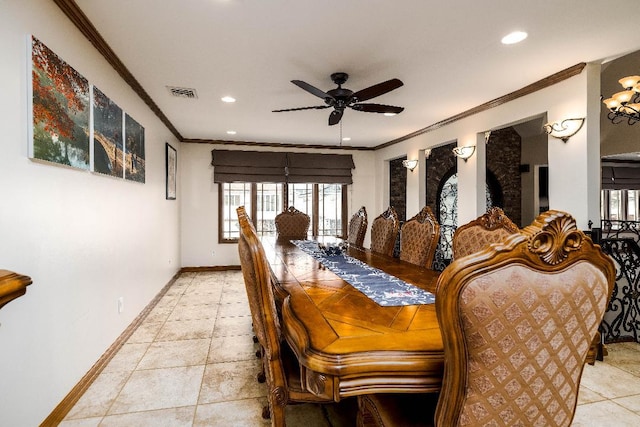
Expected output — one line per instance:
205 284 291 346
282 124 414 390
487 127 522 226
389 156 407 221
426 143 457 219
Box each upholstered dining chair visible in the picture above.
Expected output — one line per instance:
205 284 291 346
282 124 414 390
452 206 519 260
347 206 368 248
275 206 310 240
236 206 331 426
370 206 399 257
357 210 616 427
399 206 440 268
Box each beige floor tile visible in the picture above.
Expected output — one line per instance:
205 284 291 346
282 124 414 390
144 304 174 323
208 335 259 363
100 406 195 427
605 342 640 377
572 399 640 426
137 339 210 370
194 398 270 426
199 360 266 404
580 362 640 399
614 394 640 413
58 417 102 427
154 294 182 310
108 365 205 415
155 318 216 341
177 293 220 307
65 371 131 419
212 315 254 338
102 343 150 373
126 321 164 344
217 301 251 318
167 303 219 321
576 384 607 405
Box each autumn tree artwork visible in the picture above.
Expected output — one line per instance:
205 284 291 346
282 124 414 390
93 86 124 177
31 36 89 169
124 114 145 183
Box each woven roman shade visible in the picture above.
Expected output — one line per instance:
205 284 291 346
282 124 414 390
286 152 355 184
601 163 640 190
211 150 355 184
211 150 287 183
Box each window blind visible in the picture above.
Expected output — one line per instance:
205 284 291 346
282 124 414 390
602 165 640 190
211 150 355 184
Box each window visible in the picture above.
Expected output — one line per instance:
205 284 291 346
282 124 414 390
220 183 252 241
601 189 640 225
219 182 347 242
318 184 343 236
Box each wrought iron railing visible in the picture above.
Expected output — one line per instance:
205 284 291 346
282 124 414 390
599 219 640 344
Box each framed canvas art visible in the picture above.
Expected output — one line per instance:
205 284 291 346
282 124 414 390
124 113 145 183
166 143 177 200
92 86 124 178
30 36 90 170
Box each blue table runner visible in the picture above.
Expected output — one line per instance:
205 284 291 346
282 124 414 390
292 240 435 307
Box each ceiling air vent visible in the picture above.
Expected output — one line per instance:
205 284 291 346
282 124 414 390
167 86 198 99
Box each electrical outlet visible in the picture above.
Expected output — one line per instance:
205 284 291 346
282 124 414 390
118 297 124 313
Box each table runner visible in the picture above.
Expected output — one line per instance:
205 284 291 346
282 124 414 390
292 240 435 306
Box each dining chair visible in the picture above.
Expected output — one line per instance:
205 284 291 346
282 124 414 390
236 206 331 426
347 206 368 248
357 210 616 427
452 206 519 260
399 206 440 268
275 206 310 240
370 206 399 257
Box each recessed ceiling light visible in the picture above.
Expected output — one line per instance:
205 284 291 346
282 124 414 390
501 31 528 45
383 113 396 117
342 137 351 142
226 130 237 135
221 96 236 103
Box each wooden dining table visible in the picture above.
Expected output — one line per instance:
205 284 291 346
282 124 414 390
261 236 444 402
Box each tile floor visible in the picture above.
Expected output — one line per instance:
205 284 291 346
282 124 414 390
59 271 640 426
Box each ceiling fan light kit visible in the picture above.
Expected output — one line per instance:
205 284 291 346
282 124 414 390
273 72 404 126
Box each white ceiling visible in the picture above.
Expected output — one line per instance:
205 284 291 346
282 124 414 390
73 0 640 148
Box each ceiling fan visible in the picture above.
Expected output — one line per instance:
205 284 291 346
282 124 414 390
272 72 404 126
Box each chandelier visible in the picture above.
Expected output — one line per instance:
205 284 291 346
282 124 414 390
602 75 640 125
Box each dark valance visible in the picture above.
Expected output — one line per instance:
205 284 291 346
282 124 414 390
211 150 355 184
602 165 640 190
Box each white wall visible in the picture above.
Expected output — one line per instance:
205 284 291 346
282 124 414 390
375 67 602 229
0 1 180 425
180 143 376 267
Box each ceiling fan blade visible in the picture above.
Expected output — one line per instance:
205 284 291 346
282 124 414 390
352 78 403 102
328 109 343 126
291 80 333 100
272 105 330 112
350 103 404 114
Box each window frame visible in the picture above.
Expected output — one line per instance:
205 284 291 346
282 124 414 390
218 182 348 243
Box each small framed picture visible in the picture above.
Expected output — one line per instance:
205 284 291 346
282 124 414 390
166 143 177 200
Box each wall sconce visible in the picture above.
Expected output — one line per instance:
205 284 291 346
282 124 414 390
402 159 418 172
543 118 585 142
452 145 476 162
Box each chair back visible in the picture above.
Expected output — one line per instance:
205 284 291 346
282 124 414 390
370 206 399 256
435 210 615 427
275 206 310 240
399 206 440 267
452 206 519 259
347 206 368 248
236 206 288 422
